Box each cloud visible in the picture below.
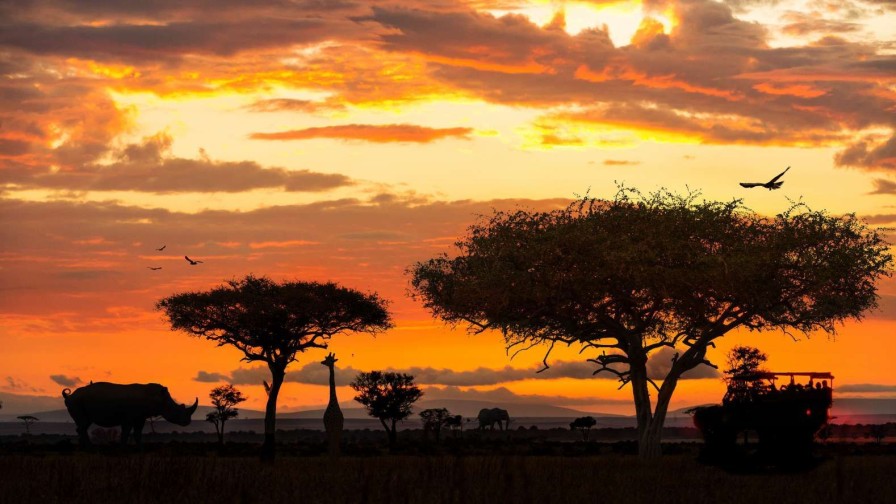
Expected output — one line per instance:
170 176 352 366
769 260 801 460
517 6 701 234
835 135 896 171
2 377 43 393
5 133 353 194
603 159 640 166
218 352 716 388
646 347 721 380
246 98 346 114
194 371 231 383
250 124 474 143
837 383 896 393
868 179 896 195
49 374 82 387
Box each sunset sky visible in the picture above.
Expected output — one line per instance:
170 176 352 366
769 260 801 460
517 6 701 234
2 0 895 416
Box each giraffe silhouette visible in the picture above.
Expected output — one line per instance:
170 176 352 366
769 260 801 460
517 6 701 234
321 352 344 456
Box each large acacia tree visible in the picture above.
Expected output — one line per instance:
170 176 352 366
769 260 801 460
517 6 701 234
410 189 891 458
157 275 392 460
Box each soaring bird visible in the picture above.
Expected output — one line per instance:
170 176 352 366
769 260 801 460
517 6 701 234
147 266 162 270
156 245 166 251
740 166 790 190
184 255 203 265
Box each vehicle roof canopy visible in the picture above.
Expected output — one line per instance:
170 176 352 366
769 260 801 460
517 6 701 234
731 371 834 381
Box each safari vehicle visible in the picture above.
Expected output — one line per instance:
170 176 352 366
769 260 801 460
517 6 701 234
691 371 833 463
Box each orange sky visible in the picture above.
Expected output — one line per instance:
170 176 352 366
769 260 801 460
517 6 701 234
2 0 896 416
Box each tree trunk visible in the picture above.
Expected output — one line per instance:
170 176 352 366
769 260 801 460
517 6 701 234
630 350 684 459
217 420 225 445
261 366 285 462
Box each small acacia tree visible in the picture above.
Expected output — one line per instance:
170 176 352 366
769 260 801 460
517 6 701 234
157 275 392 460
419 407 452 441
570 416 597 441
410 188 892 458
17 415 38 435
206 384 247 445
351 371 422 448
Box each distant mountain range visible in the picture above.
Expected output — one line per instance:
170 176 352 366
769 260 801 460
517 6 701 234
2 391 893 424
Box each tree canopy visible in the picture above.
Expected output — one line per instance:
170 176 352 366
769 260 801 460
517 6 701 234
724 345 768 379
410 188 892 457
157 274 392 460
351 371 422 447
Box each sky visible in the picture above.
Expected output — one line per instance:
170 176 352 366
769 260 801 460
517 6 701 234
1 0 895 416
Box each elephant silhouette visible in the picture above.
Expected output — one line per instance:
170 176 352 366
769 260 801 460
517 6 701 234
477 407 510 430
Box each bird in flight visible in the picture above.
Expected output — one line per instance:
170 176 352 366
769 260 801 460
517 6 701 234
184 256 203 265
147 266 162 270
156 245 166 251
740 166 790 190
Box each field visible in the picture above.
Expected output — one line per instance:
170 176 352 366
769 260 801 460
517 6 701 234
1 439 894 504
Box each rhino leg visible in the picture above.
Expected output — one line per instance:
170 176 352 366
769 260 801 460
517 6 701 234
76 423 91 446
132 418 146 446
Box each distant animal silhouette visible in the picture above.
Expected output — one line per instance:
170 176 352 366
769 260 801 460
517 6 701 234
740 166 790 190
477 407 510 430
321 352 344 456
62 382 198 446
156 245 166 251
184 256 203 265
147 267 162 270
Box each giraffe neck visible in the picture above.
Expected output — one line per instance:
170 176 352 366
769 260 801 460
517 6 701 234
328 364 338 405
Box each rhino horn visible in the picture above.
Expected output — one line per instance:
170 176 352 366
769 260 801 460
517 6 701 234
186 397 199 416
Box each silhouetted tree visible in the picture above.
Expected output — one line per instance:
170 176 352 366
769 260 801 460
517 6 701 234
419 407 452 441
351 371 422 448
17 415 37 435
866 424 888 445
570 416 597 441
206 384 246 445
157 275 392 461
724 345 768 380
410 188 892 458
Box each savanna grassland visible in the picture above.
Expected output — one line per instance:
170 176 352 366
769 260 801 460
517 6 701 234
1 441 894 504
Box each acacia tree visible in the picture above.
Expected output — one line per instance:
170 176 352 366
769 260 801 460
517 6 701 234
157 275 392 460
419 407 452 441
410 188 891 458
724 346 767 379
206 384 246 445
351 371 422 448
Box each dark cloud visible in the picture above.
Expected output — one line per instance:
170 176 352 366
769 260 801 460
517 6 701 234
246 98 346 114
194 371 231 383
49 374 82 387
646 347 721 380
5 133 353 193
217 352 717 388
836 383 896 393
781 11 861 36
250 124 474 143
835 135 896 171
2 377 43 393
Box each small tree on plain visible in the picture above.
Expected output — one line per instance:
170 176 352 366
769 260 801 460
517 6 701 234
17 415 38 435
351 371 422 448
570 416 597 441
157 275 392 461
419 407 452 441
206 384 247 445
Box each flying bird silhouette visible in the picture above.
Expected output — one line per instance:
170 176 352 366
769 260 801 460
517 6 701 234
184 256 203 265
156 245 166 251
147 266 162 270
740 166 790 190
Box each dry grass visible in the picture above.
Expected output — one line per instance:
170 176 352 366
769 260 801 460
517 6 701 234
0 452 893 504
